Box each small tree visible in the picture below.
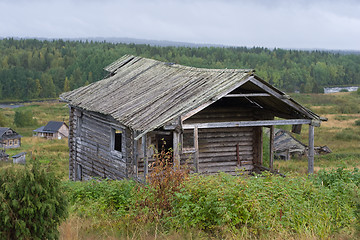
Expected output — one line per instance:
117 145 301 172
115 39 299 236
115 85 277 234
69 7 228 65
14 110 37 127
0 161 68 239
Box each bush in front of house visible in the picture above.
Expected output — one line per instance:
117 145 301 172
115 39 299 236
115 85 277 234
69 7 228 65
0 161 68 239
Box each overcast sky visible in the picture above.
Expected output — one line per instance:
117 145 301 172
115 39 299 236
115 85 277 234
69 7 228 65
1 0 359 50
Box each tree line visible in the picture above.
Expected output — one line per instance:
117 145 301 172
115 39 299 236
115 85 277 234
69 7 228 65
1 38 360 101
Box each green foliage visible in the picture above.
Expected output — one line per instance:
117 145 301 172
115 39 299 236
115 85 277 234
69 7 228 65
135 147 190 221
64 179 136 217
65 171 358 238
1 38 360 101
14 110 37 127
355 120 360 126
335 128 360 141
0 112 10 127
0 161 68 239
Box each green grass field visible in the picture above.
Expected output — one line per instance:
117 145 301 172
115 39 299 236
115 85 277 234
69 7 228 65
0 92 359 239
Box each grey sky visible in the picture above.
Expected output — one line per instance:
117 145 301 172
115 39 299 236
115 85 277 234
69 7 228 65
1 0 359 50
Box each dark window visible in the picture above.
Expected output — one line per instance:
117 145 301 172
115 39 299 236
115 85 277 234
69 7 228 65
114 129 122 152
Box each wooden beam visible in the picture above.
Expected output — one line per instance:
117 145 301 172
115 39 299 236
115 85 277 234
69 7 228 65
224 93 271 97
269 125 275 171
249 78 316 119
194 126 199 173
181 76 251 122
142 135 148 180
133 132 138 177
173 131 181 168
183 119 312 129
308 125 315 174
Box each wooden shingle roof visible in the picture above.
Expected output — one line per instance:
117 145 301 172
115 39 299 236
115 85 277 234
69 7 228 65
60 55 321 136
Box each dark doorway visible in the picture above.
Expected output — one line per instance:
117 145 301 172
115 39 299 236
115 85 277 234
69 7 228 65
156 133 173 153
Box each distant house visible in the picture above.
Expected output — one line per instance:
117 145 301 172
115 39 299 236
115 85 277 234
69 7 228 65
33 121 69 140
0 127 22 149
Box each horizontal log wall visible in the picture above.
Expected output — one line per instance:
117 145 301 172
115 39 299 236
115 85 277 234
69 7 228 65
183 106 257 175
68 106 131 181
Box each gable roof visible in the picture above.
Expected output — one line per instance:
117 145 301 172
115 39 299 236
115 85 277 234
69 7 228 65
60 55 321 136
0 127 22 140
34 121 66 133
0 127 10 137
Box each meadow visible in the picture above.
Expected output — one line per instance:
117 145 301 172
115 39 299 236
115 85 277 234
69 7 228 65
0 91 359 239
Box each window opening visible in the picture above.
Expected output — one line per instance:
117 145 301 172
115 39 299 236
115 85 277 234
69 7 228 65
114 129 122 152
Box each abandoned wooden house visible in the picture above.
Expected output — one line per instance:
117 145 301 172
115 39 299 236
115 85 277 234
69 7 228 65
0 127 22 149
33 121 69 140
60 55 326 181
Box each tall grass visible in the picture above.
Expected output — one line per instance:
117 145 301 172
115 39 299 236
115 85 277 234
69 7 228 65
62 170 359 239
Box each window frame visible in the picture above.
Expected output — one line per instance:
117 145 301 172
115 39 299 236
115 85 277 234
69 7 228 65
111 127 124 157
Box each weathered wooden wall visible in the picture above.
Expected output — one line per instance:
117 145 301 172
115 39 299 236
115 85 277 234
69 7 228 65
183 105 261 174
68 106 133 181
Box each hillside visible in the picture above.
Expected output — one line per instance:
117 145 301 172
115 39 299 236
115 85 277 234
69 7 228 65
1 38 360 102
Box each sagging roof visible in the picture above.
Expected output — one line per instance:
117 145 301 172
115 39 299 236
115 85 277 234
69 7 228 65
266 128 306 154
60 55 321 135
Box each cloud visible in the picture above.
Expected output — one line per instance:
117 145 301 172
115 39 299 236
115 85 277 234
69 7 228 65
0 0 359 50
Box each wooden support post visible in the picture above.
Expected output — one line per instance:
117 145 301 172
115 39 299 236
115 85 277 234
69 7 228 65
142 135 148 180
133 133 138 177
308 124 315 174
194 126 199 173
173 131 180 168
269 125 275 171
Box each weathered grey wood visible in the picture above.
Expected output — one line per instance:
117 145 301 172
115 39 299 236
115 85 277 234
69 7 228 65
308 125 315 174
194 126 199 173
269 125 274 171
236 143 240 166
292 124 302 134
173 131 180 167
249 77 318 119
224 93 271 97
199 146 253 153
183 119 312 129
133 135 138 177
142 135 148 179
253 127 263 165
199 155 253 163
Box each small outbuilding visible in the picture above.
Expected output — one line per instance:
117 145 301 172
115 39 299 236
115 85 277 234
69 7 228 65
12 152 26 164
60 55 326 181
0 127 22 149
33 121 69 140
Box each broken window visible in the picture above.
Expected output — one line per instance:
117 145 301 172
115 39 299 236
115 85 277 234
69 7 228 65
112 128 123 152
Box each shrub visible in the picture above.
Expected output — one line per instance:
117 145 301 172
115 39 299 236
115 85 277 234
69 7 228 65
65 179 136 217
355 120 360 126
0 161 68 239
14 110 37 127
134 147 190 221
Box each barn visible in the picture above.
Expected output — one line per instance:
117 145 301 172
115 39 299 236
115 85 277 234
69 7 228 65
60 55 325 181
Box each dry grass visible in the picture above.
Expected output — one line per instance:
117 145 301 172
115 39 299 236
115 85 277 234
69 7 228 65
321 114 360 129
